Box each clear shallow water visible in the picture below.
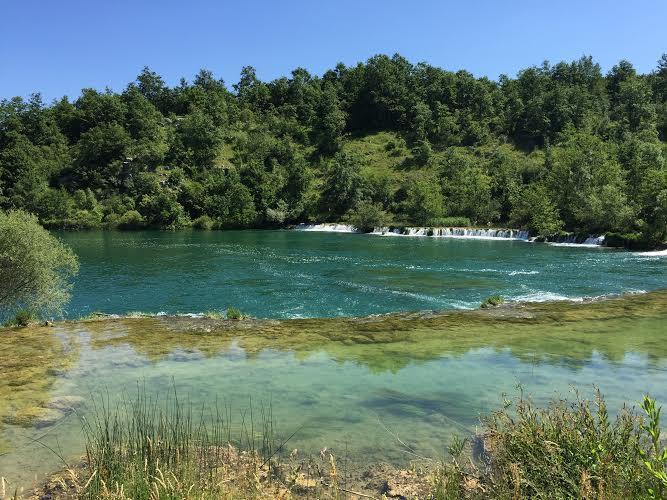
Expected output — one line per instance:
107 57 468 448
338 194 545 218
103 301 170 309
57 230 665 319
1 292 666 490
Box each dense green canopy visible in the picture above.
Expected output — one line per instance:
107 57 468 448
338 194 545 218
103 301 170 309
1 54 666 244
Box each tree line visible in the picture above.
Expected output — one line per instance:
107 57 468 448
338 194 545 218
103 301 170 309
1 54 666 246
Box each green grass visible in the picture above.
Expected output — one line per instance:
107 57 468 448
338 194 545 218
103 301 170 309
431 391 666 499
226 307 244 320
342 131 412 179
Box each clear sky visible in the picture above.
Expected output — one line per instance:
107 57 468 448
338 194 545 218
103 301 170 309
1 0 666 101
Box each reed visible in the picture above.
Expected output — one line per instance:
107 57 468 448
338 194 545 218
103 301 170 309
76 384 283 499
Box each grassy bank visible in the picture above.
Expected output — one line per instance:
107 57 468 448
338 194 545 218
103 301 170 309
27 390 667 499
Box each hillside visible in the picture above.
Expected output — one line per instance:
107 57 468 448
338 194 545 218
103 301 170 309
0 54 666 246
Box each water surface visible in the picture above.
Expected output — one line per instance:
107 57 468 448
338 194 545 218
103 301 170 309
57 230 665 318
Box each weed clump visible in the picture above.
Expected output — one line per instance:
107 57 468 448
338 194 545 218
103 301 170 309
3 308 35 327
226 307 244 320
480 295 504 309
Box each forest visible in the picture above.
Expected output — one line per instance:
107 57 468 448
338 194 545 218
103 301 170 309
1 54 666 246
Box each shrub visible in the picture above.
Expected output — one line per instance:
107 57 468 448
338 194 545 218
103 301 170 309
605 231 654 250
117 210 146 230
346 200 389 232
192 215 215 230
3 308 35 327
639 396 667 498
402 174 444 225
265 200 289 225
480 295 504 308
226 307 243 320
479 391 655 498
411 139 433 166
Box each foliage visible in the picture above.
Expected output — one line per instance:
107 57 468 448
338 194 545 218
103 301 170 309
510 183 564 235
639 396 667 498
320 152 363 217
0 210 79 320
480 295 504 308
116 210 146 230
427 216 472 227
192 214 215 230
430 391 664 499
1 54 666 244
345 200 389 232
3 308 35 327
402 174 444 225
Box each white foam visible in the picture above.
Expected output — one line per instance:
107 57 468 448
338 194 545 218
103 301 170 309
294 223 358 233
633 249 667 257
512 292 579 303
547 242 606 248
372 226 530 240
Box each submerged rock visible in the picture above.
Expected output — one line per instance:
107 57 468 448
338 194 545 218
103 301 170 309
3 407 65 428
43 395 86 412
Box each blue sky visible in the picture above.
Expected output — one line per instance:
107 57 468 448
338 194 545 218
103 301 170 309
1 0 665 101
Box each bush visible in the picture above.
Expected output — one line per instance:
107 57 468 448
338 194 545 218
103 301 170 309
117 210 146 230
411 139 433 166
480 295 504 308
226 307 243 320
605 231 654 250
3 309 35 327
478 391 658 498
192 215 215 230
427 216 472 227
265 200 289 225
346 200 389 232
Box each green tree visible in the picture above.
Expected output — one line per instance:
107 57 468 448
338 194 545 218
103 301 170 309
320 152 363 217
402 174 444 225
0 210 79 320
314 84 346 154
510 184 564 235
548 132 635 233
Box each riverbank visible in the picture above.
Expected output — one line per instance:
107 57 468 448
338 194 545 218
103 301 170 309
25 389 667 499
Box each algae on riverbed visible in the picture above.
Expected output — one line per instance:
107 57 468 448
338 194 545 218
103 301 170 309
0 290 666 492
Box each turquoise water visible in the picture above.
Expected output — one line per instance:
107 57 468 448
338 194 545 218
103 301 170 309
58 230 665 319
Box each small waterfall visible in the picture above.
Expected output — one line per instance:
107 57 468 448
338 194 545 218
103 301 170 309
371 227 530 240
294 223 358 233
543 234 606 247
583 235 605 245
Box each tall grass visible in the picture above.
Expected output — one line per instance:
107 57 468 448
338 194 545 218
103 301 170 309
431 390 666 499
77 385 281 499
